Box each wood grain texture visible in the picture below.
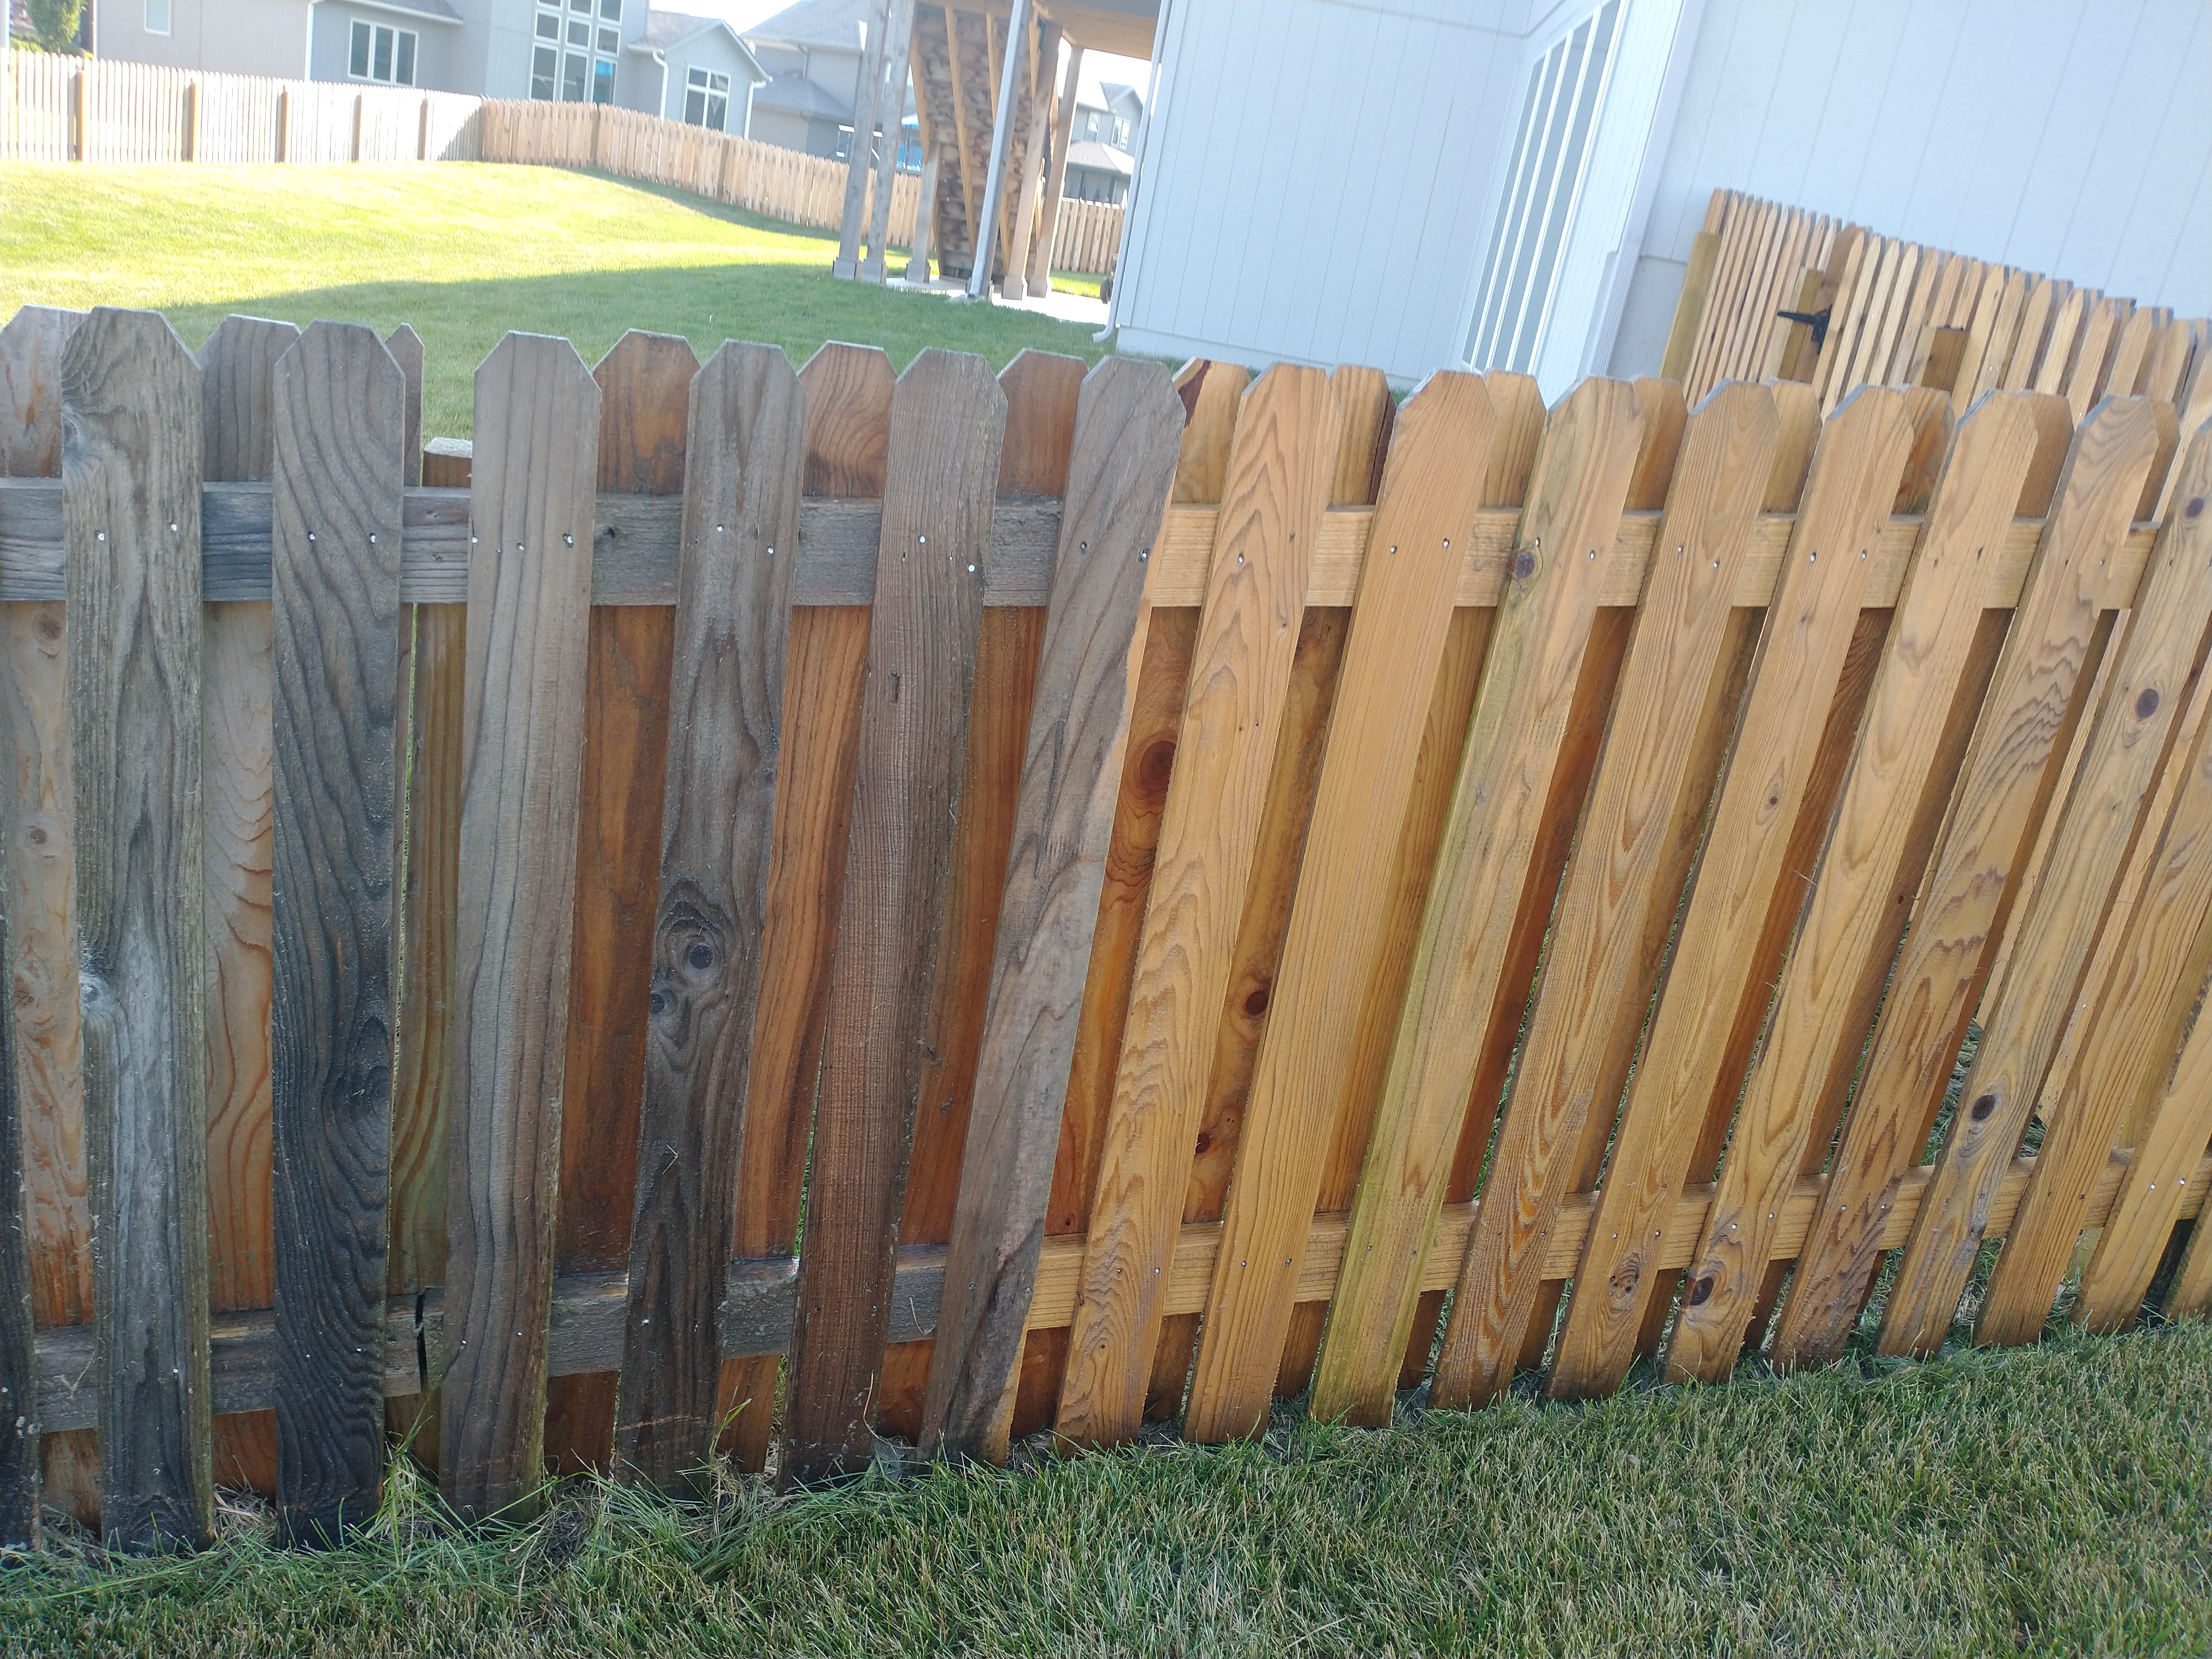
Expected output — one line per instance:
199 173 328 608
0 872 24 1540
922 356 1184 1462
1772 398 2163 1370
1662 392 2050 1384
64 308 214 1550
780 349 1005 1483
1309 379 1643 1427
718 342 889 1473
1171 360 1248 505
1411 383 1781 1417
877 351 1080 1439
1975 668 2212 1343
1547 387 1917 1402
0 301 89 1534
383 326 423 488
1379 372 1548 1389
1148 370 1391 1419
197 314 296 1498
1185 371 1496 1440
2076 909 2212 1329
1052 365 1339 1448
267 322 404 1540
1030 374 1238 1349
615 342 802 1489
439 333 601 1520
546 331 691 1475
1876 427 2212 1360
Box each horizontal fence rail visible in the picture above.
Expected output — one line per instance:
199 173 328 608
0 50 1126 274
1 302 2209 1551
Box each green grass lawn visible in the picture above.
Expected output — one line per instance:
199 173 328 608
3 1321 2208 1655
0 162 1114 438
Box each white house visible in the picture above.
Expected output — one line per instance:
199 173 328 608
1108 0 2212 394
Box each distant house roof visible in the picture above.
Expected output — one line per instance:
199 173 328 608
347 0 463 25
750 67 853 121
629 10 769 81
745 0 874 54
1064 140 1133 178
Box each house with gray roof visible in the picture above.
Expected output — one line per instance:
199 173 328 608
743 0 913 161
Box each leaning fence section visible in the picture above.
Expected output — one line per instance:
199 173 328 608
1665 188 2212 420
0 50 1126 275
1 301 2209 1551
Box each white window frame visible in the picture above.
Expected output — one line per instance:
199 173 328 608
533 0 621 104
143 0 171 36
683 66 732 132
349 19 420 86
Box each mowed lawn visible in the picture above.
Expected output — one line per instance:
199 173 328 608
2 1322 2210 1655
0 162 1111 437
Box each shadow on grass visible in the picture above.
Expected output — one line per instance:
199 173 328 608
154 263 1112 437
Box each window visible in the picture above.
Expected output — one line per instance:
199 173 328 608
143 0 170 35
684 66 730 131
349 19 420 85
533 0 618 103
1463 0 1622 373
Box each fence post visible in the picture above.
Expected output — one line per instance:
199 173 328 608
184 78 200 162
70 66 86 161
275 87 289 163
352 92 364 162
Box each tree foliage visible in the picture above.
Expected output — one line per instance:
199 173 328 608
24 0 87 54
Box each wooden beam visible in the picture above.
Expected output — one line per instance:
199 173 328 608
862 0 919 283
966 0 1032 298
833 0 893 280
1025 43 1082 297
1000 21 1060 301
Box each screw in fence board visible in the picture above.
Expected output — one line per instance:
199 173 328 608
1769 398 2164 1369
1181 370 1493 1441
878 351 1082 1441
2076 910 2212 1329
438 334 599 1521
778 349 1005 1484
1297 379 1640 1431
64 307 215 1551
611 342 802 1491
1876 428 2212 1360
1050 365 1339 1449
267 321 405 1542
920 356 1184 1463
543 332 693 1477
196 313 298 1499
1660 392 2051 1384
0 304 92 1535
1384 383 1782 1418
717 343 889 1475
1974 654 2212 1345
1544 387 1916 1402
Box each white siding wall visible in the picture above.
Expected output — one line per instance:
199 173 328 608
1608 0 2211 374
1112 0 1533 384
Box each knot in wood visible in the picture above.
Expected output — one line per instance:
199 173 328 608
1511 547 1538 580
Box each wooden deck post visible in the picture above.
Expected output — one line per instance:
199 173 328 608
964 0 1030 299
860 0 918 283
832 0 892 280
998 21 1059 302
904 141 940 282
1023 44 1081 299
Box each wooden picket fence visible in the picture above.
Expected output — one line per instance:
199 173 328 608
2 301 2210 1552
1664 188 2212 419
0 49 1126 275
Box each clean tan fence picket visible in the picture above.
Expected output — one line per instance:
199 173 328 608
0 51 1126 274
2 301 2207 1552
1666 188 2212 423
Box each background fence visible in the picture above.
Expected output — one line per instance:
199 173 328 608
1665 188 2212 418
0 49 1126 275
1 301 2210 1551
